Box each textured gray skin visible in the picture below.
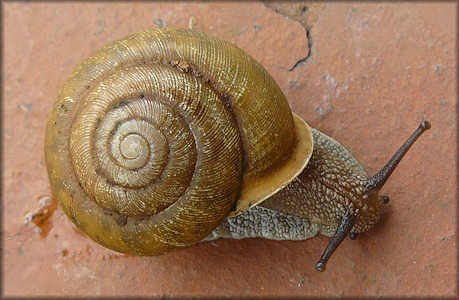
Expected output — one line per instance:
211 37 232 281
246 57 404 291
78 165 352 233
203 205 320 241
204 128 369 241
309 128 367 178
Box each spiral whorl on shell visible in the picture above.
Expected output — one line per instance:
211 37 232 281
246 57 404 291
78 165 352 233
45 28 312 255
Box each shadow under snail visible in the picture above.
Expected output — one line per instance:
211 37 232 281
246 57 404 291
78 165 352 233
45 27 430 271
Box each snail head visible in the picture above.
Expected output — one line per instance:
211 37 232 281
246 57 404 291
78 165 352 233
316 121 431 271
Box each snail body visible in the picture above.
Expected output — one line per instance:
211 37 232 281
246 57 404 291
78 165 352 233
45 28 429 271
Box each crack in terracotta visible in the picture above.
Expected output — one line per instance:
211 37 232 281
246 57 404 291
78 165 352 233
261 1 313 71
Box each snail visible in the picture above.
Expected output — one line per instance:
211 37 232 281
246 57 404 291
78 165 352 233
45 27 430 271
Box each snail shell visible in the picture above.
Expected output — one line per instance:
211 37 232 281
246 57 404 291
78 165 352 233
45 28 313 255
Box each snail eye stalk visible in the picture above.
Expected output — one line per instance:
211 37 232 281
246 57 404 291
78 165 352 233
367 121 431 191
316 212 354 272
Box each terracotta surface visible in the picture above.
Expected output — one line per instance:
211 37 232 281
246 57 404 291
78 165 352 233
3 1 456 297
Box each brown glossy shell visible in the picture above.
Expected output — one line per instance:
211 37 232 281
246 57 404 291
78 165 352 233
45 27 313 255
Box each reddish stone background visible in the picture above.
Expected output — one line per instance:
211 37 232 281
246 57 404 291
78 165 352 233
3 1 456 297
